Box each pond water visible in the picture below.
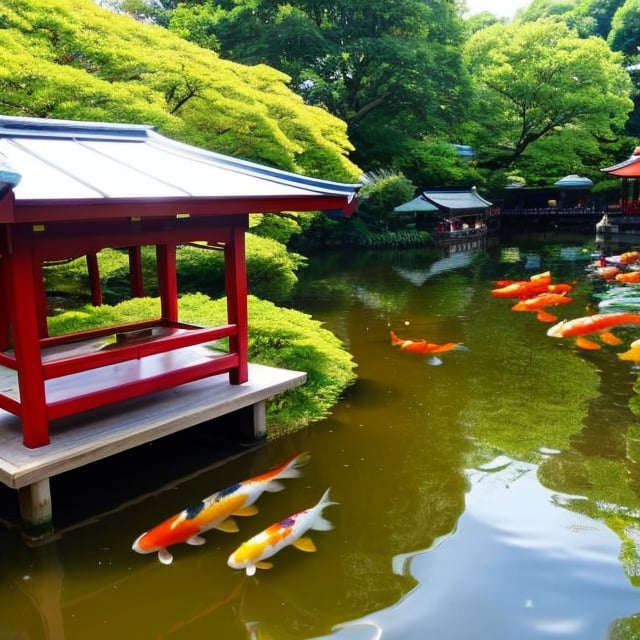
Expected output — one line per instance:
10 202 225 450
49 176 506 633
2 233 640 639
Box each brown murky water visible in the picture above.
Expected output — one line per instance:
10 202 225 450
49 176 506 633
1 234 640 639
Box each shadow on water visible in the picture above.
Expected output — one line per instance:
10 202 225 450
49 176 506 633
2 234 640 639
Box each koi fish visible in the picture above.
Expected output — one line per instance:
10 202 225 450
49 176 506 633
389 330 462 366
390 330 460 355
491 271 572 300
619 338 640 361
227 488 337 576
132 452 310 565
615 271 640 284
546 312 640 349
510 292 573 322
620 251 640 264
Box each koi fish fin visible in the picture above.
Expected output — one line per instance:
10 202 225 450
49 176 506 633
600 330 623 346
256 561 274 570
233 505 259 517
427 356 443 366
293 536 317 552
158 548 174 565
215 517 240 533
432 342 459 354
310 516 334 532
536 310 558 323
186 535 206 546
576 336 601 350
270 451 311 484
264 480 286 493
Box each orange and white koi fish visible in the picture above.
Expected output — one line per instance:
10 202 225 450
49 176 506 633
547 312 640 350
510 292 573 322
132 452 310 565
227 488 337 576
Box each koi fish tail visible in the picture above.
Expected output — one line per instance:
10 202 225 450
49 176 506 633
390 331 403 346
536 310 557 323
310 489 338 531
264 451 311 492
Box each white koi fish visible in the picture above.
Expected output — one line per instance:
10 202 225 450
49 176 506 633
227 488 337 576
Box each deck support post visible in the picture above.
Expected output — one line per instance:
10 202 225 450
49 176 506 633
252 400 267 439
18 479 54 538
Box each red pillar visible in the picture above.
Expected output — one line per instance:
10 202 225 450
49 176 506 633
225 224 248 384
5 232 49 447
0 229 10 351
156 243 178 322
86 253 103 306
128 246 144 298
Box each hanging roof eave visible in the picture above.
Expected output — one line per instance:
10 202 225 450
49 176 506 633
0 114 360 221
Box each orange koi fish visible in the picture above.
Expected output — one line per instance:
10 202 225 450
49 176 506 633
615 271 640 284
620 251 640 264
546 312 640 349
491 271 573 300
132 452 310 565
390 330 459 355
510 292 573 322
227 488 336 576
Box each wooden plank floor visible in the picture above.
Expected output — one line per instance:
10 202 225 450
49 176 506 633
0 361 306 490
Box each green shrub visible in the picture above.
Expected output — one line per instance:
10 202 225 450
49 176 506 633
47 292 356 435
44 234 306 306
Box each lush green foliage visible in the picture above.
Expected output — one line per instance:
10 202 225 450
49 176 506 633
356 171 416 232
0 0 360 182
163 0 473 181
463 19 634 180
47 293 356 434
44 235 306 306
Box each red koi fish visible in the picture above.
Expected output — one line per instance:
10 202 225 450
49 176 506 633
546 312 640 349
227 488 336 576
132 452 310 565
510 292 573 322
390 330 459 355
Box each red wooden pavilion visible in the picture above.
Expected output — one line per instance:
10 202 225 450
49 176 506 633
602 147 640 214
0 115 359 450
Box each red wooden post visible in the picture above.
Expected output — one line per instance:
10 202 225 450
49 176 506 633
0 228 10 351
33 258 49 338
5 232 49 448
86 253 103 306
225 223 248 384
128 246 144 298
156 243 178 322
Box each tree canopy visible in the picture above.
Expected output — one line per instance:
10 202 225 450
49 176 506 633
167 0 472 176
0 0 360 182
462 19 634 178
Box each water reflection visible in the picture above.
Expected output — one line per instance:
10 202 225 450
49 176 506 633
2 237 640 638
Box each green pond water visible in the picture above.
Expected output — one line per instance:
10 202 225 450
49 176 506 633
2 233 640 639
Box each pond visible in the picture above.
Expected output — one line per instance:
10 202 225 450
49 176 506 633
1 233 640 639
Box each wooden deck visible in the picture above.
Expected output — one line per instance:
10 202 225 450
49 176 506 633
0 353 306 490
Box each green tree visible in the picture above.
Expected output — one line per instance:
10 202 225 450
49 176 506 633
168 0 473 176
462 19 633 175
608 0 640 58
0 0 360 182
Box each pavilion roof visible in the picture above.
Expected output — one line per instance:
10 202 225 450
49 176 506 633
602 148 640 178
421 187 492 212
393 195 439 213
0 115 360 221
